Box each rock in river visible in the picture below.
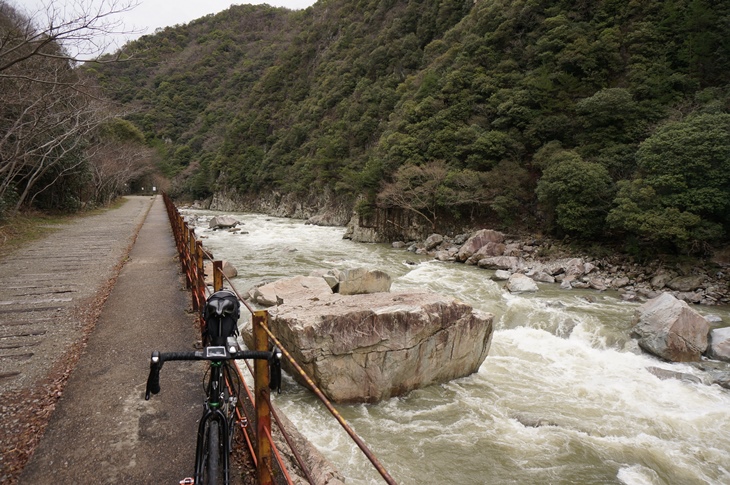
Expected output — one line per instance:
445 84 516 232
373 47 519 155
631 293 709 362
505 273 539 293
263 291 494 403
208 215 240 229
250 275 333 306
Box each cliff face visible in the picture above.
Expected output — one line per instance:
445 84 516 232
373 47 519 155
201 189 437 243
205 188 353 226
344 207 430 243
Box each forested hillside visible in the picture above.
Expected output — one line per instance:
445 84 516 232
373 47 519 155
91 0 730 256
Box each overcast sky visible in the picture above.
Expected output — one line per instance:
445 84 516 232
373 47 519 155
19 0 319 56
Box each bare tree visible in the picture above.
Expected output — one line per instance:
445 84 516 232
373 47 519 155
1 0 141 69
0 0 144 215
377 161 505 228
85 123 153 206
377 161 450 229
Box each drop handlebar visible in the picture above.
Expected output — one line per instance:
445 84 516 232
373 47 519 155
145 346 280 400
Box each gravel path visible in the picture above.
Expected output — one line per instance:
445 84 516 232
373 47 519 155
0 196 214 484
0 196 153 482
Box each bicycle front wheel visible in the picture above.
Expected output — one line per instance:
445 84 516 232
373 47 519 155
204 419 221 485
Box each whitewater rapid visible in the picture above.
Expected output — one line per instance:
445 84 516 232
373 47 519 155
189 210 730 485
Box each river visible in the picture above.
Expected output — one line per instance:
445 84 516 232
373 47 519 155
187 210 730 485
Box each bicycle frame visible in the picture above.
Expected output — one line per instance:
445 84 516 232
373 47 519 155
145 345 280 485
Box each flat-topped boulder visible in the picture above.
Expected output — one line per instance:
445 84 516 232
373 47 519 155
250 275 333 306
208 215 240 229
337 267 392 295
260 291 494 403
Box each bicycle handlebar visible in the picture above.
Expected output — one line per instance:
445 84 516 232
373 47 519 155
145 347 280 400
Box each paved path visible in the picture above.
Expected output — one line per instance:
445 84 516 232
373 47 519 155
0 196 151 393
0 196 211 483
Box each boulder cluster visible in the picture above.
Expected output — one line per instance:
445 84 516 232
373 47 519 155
247 268 392 306
397 229 730 306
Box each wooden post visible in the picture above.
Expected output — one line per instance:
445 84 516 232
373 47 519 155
194 240 204 312
213 260 223 292
177 214 186 278
252 310 273 485
187 228 196 289
182 228 190 289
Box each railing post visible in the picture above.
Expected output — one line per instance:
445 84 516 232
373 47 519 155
253 310 274 485
186 228 196 289
181 229 188 289
194 240 204 312
213 261 223 292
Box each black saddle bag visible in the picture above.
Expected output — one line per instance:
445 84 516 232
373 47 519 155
203 290 241 346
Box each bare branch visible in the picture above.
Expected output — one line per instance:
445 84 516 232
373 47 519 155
0 2 152 215
1 0 142 68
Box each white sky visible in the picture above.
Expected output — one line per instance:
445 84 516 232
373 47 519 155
18 0 319 56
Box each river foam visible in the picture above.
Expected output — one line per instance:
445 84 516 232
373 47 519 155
187 209 730 484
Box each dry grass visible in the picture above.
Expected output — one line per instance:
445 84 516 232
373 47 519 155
0 212 72 259
0 198 127 260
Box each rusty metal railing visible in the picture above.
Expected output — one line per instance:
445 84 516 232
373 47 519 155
163 193 283 485
162 193 399 484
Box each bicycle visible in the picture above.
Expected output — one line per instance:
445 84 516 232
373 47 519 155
145 290 281 485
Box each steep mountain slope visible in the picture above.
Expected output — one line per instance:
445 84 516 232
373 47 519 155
92 0 730 253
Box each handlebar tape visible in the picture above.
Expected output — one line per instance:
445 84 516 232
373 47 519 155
145 351 162 400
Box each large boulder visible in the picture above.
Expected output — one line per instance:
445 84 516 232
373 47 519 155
457 229 505 262
666 275 705 292
424 233 444 250
631 293 710 362
505 273 539 293
337 268 392 295
477 256 525 272
250 275 333 306
263 291 493 403
465 242 507 265
308 269 340 290
208 215 240 229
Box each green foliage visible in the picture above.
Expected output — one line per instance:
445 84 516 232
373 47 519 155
88 0 730 253
536 150 614 237
608 113 730 252
607 180 706 252
99 119 146 143
636 113 730 220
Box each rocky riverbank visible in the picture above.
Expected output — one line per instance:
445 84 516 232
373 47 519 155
389 229 730 307
190 194 729 306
